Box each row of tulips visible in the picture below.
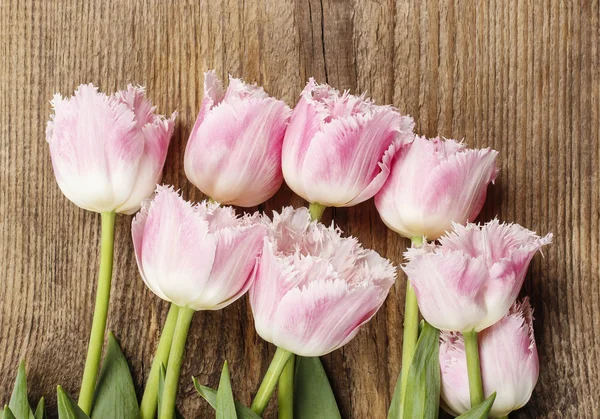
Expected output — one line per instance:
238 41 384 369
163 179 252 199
0 71 550 419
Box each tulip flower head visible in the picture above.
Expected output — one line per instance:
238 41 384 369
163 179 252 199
282 78 414 207
184 71 291 207
46 84 176 214
440 299 539 417
132 186 266 310
403 219 552 332
249 207 396 356
375 136 499 240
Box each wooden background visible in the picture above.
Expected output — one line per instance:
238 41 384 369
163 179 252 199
0 0 598 418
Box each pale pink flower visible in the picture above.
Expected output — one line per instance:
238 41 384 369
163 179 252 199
403 220 552 332
184 71 291 207
375 136 498 240
440 299 539 417
249 207 396 356
132 186 266 310
46 84 176 214
282 78 414 207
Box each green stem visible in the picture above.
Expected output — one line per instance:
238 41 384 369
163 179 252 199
278 354 295 419
463 330 484 406
139 304 180 419
159 306 195 419
497 416 509 419
308 202 326 221
251 347 293 415
78 212 116 414
397 236 423 418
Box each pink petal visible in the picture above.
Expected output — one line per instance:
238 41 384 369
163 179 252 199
249 240 303 344
271 277 386 356
282 79 330 201
117 111 176 214
134 186 217 306
300 107 407 206
439 299 539 417
375 137 492 240
403 245 490 331
185 96 290 206
223 76 270 102
47 84 143 212
191 222 266 310
420 148 499 227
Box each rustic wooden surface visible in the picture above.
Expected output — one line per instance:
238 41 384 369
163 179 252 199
0 1 598 418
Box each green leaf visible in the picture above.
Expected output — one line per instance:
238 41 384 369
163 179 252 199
34 398 46 419
157 364 184 419
216 362 237 419
402 322 440 419
56 386 90 419
192 378 260 419
90 332 139 419
455 392 496 419
387 367 402 419
9 360 35 419
293 356 341 419
3 406 16 419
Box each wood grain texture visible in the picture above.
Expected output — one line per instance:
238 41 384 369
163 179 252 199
0 0 598 417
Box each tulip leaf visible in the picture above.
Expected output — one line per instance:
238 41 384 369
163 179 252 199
34 398 46 419
192 377 260 419
387 367 403 419
56 386 90 419
9 360 35 419
90 332 139 419
157 364 185 419
293 356 341 419
216 362 237 419
402 322 440 419
455 392 496 419
3 406 16 419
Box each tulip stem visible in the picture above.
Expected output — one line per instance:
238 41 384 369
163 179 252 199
160 306 195 419
251 347 293 415
463 330 484 406
397 236 423 418
78 211 116 414
139 304 180 419
278 354 295 419
308 202 326 221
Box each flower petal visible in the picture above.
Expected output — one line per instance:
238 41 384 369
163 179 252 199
134 186 217 306
282 79 330 201
403 245 490 331
185 96 290 206
190 222 266 310
47 84 143 212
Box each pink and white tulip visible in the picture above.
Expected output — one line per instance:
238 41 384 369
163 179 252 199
282 79 414 207
249 207 396 356
375 136 498 240
403 220 552 332
46 84 176 214
184 71 291 207
132 186 266 310
440 299 539 417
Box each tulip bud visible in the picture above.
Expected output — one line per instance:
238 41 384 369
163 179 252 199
403 219 552 332
132 186 266 310
249 207 396 356
46 84 176 214
282 78 414 207
184 71 291 207
439 299 539 417
375 136 499 240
